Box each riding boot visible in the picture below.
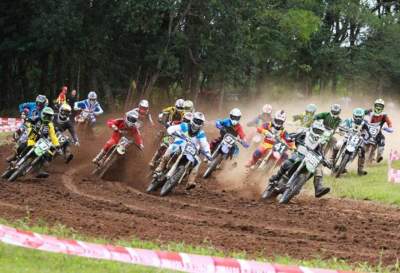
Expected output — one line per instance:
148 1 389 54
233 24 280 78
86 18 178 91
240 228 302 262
313 176 330 198
155 154 170 174
269 160 292 183
6 152 17 163
357 155 367 176
92 149 106 165
377 146 384 163
64 147 73 164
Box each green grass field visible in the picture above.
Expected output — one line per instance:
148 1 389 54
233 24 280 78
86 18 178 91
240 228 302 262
324 163 400 206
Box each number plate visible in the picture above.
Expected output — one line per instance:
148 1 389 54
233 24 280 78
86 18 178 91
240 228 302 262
305 151 320 169
368 125 379 137
185 143 197 156
223 134 235 145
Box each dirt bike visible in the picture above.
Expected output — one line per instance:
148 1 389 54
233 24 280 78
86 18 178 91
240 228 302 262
75 110 94 135
55 130 73 163
364 122 381 164
1 137 55 182
332 128 364 178
147 133 201 197
203 133 239 179
92 136 137 178
263 141 326 203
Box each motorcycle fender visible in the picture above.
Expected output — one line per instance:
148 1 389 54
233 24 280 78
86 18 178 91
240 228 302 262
346 145 356 153
221 144 231 154
272 151 281 160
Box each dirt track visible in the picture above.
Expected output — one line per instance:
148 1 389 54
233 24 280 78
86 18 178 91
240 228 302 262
0 137 400 267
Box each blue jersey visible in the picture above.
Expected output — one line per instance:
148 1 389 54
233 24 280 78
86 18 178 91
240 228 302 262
74 99 104 115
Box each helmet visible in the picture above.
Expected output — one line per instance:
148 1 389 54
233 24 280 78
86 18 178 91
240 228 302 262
330 104 341 117
262 104 272 115
21 108 29 120
305 103 317 115
229 108 242 126
182 112 193 123
88 91 97 105
41 107 55 123
138 99 149 115
59 104 72 121
272 110 286 129
125 110 139 128
352 108 364 125
374 98 385 115
310 120 325 141
190 112 205 132
175 99 185 112
35 94 47 110
184 100 194 112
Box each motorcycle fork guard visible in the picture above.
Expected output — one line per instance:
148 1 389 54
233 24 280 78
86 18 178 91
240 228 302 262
166 153 184 179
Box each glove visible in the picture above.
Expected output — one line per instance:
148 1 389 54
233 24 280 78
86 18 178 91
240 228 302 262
384 127 394 133
74 141 80 147
57 147 63 155
139 144 144 151
241 140 250 149
205 153 213 162
216 122 223 130
111 124 119 131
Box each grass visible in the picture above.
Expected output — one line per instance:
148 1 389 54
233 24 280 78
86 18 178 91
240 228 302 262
324 163 400 206
0 132 12 145
0 218 398 273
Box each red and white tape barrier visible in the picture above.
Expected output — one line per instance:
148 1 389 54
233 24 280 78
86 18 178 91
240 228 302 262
0 118 22 132
0 224 359 273
388 150 400 183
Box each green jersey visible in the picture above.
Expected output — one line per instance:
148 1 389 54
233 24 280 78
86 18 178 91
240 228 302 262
313 112 341 130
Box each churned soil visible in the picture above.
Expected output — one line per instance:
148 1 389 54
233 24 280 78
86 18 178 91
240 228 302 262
0 134 399 266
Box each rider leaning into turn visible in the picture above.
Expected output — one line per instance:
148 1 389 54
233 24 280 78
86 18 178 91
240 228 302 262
158 99 186 127
246 110 295 168
19 94 48 122
269 120 332 198
313 103 342 161
365 98 394 163
53 104 80 164
74 91 104 126
332 108 370 176
293 103 317 128
210 108 249 154
154 112 212 190
92 110 144 165
247 104 273 127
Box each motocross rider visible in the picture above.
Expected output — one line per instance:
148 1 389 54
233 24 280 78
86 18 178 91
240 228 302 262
74 91 104 126
19 94 48 122
148 112 193 168
247 104 273 127
10 107 60 178
53 104 80 164
92 110 144 165
269 120 332 198
158 99 186 127
246 110 295 168
154 112 212 190
331 108 369 176
293 103 317 128
313 103 342 161
210 108 249 155
5 109 31 162
365 98 393 163
134 99 154 126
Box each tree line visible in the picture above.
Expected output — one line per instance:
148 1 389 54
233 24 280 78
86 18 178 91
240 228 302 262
1 0 400 111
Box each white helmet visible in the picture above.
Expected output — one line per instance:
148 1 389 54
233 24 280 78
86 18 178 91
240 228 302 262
175 99 185 111
272 110 286 129
182 112 193 123
310 120 325 141
125 110 139 128
88 91 97 105
262 104 272 115
184 100 194 112
330 103 341 117
191 112 205 132
229 108 242 126
138 99 149 114
374 98 385 115
305 103 317 115
59 104 72 121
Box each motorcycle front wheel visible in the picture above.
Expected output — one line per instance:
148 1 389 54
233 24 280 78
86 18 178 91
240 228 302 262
160 165 185 197
203 154 223 179
279 173 307 204
335 153 351 178
8 160 31 182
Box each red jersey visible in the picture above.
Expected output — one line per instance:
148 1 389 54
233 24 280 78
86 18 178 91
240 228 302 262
107 118 143 146
369 113 392 128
